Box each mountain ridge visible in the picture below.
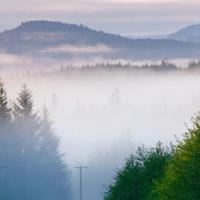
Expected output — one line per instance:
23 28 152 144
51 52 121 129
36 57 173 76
0 20 199 61
168 24 200 44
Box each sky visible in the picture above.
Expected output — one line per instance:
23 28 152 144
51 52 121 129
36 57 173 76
0 0 200 36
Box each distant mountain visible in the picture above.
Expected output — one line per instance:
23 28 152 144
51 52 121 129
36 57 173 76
168 24 200 44
127 34 167 40
0 20 200 62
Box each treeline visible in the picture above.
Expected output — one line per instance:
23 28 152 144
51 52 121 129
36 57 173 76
57 60 178 73
3 59 200 78
104 114 200 200
46 59 200 75
0 80 71 200
188 60 200 69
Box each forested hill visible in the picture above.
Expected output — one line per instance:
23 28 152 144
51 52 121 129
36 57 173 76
0 20 199 60
168 24 200 44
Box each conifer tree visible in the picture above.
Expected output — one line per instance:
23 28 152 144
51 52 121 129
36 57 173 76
104 143 173 200
35 107 71 200
13 85 36 122
11 86 71 200
0 84 71 199
0 80 15 199
0 79 10 123
11 85 39 199
152 113 200 199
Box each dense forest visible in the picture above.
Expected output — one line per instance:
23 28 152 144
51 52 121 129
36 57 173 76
0 80 71 200
67 59 200 72
35 59 200 75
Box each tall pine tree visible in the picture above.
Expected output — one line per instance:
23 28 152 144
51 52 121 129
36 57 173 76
10 85 71 200
35 107 71 200
0 80 17 199
0 79 10 124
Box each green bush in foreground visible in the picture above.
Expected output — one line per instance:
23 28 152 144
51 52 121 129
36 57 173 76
105 114 200 200
151 114 200 200
104 142 173 200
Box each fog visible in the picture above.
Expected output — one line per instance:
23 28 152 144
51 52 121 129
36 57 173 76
3 69 200 200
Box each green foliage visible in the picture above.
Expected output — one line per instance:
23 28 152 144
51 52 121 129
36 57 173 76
104 113 200 200
104 142 173 200
151 113 200 200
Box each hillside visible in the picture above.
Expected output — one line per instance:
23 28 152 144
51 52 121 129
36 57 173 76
0 20 199 61
168 24 200 44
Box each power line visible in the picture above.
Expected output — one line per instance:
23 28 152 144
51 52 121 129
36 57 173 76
75 165 87 200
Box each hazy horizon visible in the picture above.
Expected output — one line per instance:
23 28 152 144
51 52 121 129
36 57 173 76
1 0 200 36
1 1 200 200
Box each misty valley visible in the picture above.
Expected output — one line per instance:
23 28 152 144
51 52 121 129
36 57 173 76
1 15 200 200
1 60 200 200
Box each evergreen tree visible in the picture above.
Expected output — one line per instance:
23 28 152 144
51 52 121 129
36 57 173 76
10 85 40 199
34 107 71 200
5 85 72 200
0 79 10 123
12 85 39 159
0 80 16 199
13 85 36 122
152 113 200 199
104 143 173 200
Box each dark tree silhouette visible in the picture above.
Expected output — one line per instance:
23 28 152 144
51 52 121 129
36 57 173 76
0 80 10 123
0 84 71 200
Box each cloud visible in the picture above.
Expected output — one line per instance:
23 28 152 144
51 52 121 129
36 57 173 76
40 44 114 54
0 53 30 65
0 48 117 72
0 52 54 70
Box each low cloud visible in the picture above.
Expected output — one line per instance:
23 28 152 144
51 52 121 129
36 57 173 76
0 53 31 65
40 44 114 54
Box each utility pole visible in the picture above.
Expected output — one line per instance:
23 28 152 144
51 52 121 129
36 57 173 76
75 165 87 200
